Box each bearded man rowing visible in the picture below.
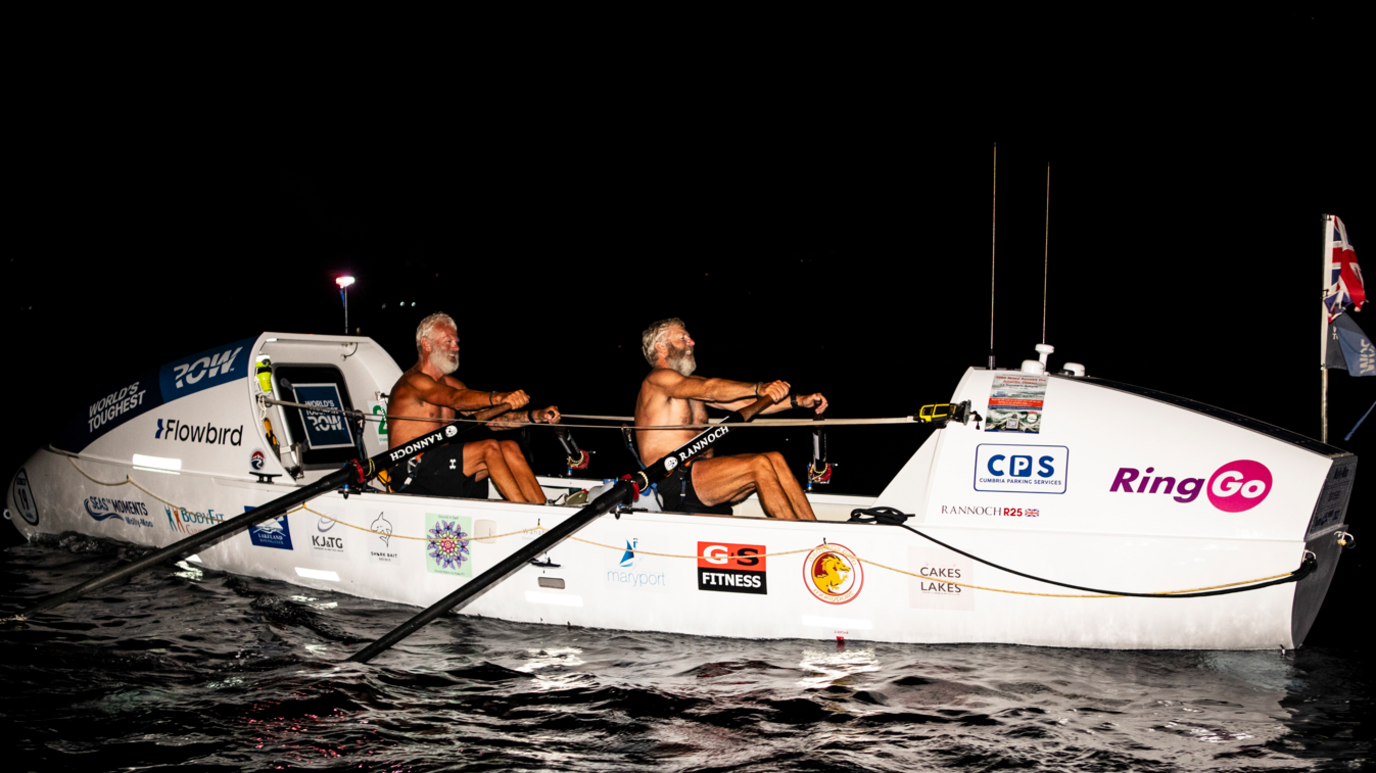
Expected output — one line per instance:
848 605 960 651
387 312 558 503
634 317 826 520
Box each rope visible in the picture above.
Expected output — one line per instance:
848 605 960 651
61 457 1306 599
259 396 918 430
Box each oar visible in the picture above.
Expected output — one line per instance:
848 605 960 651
346 392 778 664
12 421 479 622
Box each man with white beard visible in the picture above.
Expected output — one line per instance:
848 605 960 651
386 313 558 503
634 318 827 519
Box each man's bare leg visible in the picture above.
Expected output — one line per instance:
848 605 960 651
499 439 547 503
463 439 533 503
763 451 818 521
690 453 816 520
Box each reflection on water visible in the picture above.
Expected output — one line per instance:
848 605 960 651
1 538 1370 772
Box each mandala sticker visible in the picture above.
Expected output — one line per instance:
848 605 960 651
425 513 473 577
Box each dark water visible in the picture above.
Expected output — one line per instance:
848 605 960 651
2 533 1370 773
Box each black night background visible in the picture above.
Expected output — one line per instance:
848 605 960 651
2 21 1372 769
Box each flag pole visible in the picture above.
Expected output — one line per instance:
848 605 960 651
990 143 997 369
1321 213 1331 443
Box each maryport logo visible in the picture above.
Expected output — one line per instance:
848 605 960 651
973 444 1068 494
606 538 667 591
1109 459 1273 513
803 543 863 605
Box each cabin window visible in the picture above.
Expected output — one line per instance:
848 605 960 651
271 365 364 470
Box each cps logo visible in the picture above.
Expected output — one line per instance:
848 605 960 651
1207 460 1272 513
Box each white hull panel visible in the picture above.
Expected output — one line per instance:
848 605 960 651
10 448 1313 650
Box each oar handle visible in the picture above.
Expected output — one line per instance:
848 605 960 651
737 392 779 423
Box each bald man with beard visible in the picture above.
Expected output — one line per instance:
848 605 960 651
634 317 827 520
386 312 559 503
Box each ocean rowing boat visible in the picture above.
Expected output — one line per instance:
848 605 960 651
5 333 1358 650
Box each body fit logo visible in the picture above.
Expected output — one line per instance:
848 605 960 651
697 541 767 594
1109 459 1273 513
155 419 243 446
974 444 1068 494
165 505 226 534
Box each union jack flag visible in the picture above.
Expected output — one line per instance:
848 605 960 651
1324 215 1366 322
1026 508 1040 517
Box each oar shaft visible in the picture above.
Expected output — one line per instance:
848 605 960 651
19 420 471 620
347 393 778 664
347 480 636 664
19 466 354 618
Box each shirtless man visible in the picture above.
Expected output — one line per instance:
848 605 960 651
634 318 827 520
387 313 559 503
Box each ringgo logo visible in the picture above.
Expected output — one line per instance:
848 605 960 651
1109 459 1273 513
1206 460 1273 513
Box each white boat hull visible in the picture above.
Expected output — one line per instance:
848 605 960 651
5 333 1355 650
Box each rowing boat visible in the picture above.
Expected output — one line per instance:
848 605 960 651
5 333 1358 649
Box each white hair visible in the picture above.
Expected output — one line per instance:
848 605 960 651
415 312 457 355
641 317 685 366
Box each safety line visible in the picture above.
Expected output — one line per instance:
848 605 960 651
62 456 1303 599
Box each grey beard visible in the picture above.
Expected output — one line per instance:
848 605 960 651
430 350 459 375
667 347 696 377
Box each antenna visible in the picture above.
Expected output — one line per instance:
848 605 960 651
990 143 997 369
1042 163 1051 344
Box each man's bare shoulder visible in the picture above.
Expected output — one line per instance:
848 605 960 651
644 368 704 390
393 369 459 404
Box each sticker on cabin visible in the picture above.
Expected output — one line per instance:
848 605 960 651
294 383 356 450
908 549 974 611
803 543 863 605
974 444 1069 494
697 541 767 595
986 375 1047 433
11 468 40 525
369 400 389 444
367 511 401 565
1307 457 1356 537
604 538 668 593
248 509 294 551
425 514 473 577
159 337 257 400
